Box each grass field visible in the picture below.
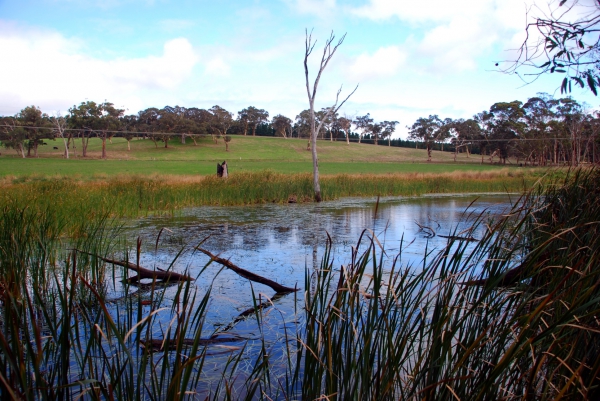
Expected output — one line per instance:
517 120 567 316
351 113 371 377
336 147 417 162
0 135 525 179
0 135 550 212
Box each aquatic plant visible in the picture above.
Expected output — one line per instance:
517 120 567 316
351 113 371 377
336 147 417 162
0 168 596 399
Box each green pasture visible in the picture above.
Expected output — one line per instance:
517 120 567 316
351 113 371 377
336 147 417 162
0 135 525 178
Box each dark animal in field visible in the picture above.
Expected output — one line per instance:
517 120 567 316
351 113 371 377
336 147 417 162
53 146 59 150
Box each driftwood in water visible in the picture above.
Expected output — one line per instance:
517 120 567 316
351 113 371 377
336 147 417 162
218 292 287 333
141 333 247 351
76 250 194 283
438 235 479 242
415 220 436 238
196 247 297 294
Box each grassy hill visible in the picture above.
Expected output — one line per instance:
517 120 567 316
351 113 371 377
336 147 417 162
0 135 520 179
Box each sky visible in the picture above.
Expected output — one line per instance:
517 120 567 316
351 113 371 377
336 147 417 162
0 0 598 138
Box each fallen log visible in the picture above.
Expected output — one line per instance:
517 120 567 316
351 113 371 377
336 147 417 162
196 247 298 294
141 333 248 351
438 235 479 242
75 250 194 283
217 292 288 333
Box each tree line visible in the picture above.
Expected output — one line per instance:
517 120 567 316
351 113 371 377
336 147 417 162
407 94 600 166
1 93 598 166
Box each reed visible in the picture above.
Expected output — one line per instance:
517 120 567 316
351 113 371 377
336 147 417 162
286 168 600 400
0 168 596 400
0 169 537 219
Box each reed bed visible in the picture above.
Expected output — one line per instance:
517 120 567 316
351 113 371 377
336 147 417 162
0 168 597 400
0 169 536 219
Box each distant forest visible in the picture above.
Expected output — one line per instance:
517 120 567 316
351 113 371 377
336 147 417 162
1 93 598 166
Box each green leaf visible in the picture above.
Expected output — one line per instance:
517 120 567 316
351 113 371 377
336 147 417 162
586 73 597 96
561 77 569 93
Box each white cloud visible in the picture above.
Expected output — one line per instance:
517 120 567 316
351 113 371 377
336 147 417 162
285 0 337 16
349 0 532 74
0 23 199 114
346 46 406 81
204 57 231 77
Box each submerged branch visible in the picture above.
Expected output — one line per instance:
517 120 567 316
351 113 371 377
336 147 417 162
75 250 194 282
196 247 298 294
140 333 249 352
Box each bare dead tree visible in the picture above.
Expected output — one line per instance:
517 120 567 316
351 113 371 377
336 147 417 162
304 29 358 202
51 114 69 159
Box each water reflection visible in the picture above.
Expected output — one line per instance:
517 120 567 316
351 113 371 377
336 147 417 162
119 195 511 329
131 196 510 271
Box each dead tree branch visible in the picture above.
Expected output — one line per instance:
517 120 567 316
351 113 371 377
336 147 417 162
75 250 194 283
196 247 298 294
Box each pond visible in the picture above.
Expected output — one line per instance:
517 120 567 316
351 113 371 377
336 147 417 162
116 194 514 352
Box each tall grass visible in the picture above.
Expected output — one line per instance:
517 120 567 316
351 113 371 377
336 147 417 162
0 168 596 399
287 168 600 400
0 169 535 218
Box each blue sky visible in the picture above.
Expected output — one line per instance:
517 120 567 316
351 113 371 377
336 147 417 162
0 0 597 137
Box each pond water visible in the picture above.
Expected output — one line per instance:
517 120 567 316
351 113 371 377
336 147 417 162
117 194 514 338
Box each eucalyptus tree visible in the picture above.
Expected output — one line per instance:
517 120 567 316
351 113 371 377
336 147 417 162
522 95 555 165
318 107 337 141
168 106 189 144
353 114 373 144
18 105 52 157
337 116 353 145
138 107 161 148
236 106 269 136
96 102 124 159
295 109 313 145
157 106 183 149
186 107 212 145
237 107 251 136
271 114 293 138
304 29 357 202
0 116 26 158
369 121 383 145
250 107 269 137
474 111 495 163
209 105 234 143
553 97 585 166
452 118 482 159
381 120 398 146
581 112 600 164
408 115 443 162
487 101 526 164
69 101 103 157
120 114 139 151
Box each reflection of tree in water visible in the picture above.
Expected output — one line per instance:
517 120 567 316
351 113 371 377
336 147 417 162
129 197 508 277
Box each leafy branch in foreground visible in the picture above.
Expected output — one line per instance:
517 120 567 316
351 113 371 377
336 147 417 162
507 0 600 95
